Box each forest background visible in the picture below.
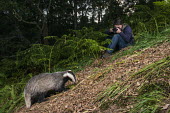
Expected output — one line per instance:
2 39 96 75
0 0 170 112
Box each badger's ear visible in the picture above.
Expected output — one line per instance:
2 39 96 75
63 72 76 82
67 70 72 72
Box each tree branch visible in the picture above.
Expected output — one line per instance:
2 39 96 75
13 9 41 30
37 0 43 15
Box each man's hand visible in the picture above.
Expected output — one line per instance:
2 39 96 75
109 28 113 32
116 28 122 33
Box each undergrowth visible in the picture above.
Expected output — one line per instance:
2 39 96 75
0 27 107 113
0 27 169 113
98 56 170 113
0 73 30 113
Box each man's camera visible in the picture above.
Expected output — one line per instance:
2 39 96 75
112 27 119 34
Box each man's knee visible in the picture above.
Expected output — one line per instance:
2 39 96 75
112 34 120 41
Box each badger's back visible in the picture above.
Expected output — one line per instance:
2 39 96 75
24 70 76 108
25 73 63 95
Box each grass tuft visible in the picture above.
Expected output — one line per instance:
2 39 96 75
98 56 170 112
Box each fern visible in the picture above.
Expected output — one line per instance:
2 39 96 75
14 27 107 73
0 78 26 113
129 2 170 34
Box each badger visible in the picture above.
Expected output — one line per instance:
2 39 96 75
24 70 76 108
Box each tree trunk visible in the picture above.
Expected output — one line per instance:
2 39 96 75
74 0 77 30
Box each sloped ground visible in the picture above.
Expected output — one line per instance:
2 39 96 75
17 42 170 113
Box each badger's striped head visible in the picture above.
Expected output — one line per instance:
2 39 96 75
63 70 76 83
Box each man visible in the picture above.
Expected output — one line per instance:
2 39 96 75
102 18 134 58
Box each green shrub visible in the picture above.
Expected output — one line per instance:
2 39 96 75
129 1 170 35
15 27 107 73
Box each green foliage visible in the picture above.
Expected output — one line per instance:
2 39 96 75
0 58 18 78
14 27 107 73
17 44 53 73
128 5 151 33
0 73 7 86
1 27 107 75
0 78 28 113
154 0 170 28
0 36 30 59
130 91 164 113
129 1 170 34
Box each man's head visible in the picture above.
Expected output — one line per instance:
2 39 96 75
113 18 123 29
